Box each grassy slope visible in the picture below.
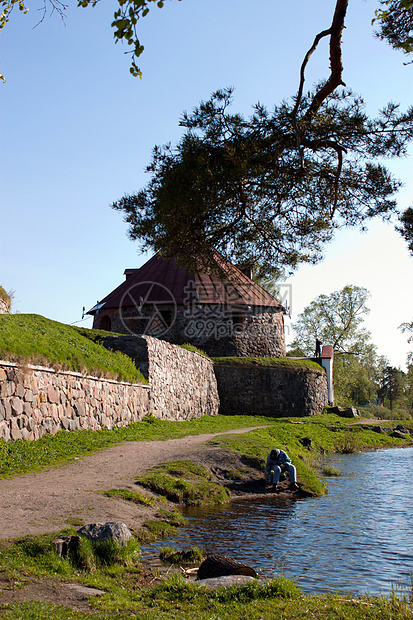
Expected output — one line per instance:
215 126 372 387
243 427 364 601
212 356 323 371
0 314 145 383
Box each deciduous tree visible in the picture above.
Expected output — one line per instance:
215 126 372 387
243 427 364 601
290 285 372 356
289 285 389 408
378 365 406 409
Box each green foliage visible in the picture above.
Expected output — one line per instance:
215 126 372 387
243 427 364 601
322 464 341 476
137 460 230 505
334 431 360 453
155 507 188 526
0 533 75 579
139 519 179 540
0 415 287 479
378 365 406 410
112 86 413 276
374 0 413 54
333 351 386 408
362 402 412 420
149 572 301 604
86 536 140 568
100 488 155 507
78 0 180 78
0 529 140 586
211 574 301 602
72 325 119 344
159 545 203 565
291 285 372 355
0 314 146 383
289 285 394 409
179 343 210 358
397 207 413 258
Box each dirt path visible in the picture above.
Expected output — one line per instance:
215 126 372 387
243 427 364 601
0 427 265 540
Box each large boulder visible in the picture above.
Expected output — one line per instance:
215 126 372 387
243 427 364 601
391 426 411 439
77 522 132 547
329 406 359 418
195 575 256 589
197 553 257 580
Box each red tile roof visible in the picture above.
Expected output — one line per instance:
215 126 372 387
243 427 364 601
89 252 284 312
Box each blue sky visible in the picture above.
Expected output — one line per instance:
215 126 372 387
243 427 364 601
1 0 412 367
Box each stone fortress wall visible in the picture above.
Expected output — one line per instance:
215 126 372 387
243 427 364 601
214 363 328 417
101 334 220 420
0 361 150 442
0 335 220 441
0 335 327 442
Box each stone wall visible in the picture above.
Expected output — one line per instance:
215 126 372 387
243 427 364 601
0 361 150 442
0 336 219 441
183 307 286 358
102 334 220 420
214 363 328 417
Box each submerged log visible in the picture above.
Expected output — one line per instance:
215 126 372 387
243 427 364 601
197 553 257 580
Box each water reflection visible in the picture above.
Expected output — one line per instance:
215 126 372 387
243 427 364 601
144 446 413 595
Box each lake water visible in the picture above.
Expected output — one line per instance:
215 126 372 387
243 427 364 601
144 446 413 596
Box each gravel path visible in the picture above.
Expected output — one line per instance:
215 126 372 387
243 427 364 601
0 427 264 540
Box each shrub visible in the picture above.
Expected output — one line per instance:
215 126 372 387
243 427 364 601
361 403 412 421
322 465 341 477
159 546 203 565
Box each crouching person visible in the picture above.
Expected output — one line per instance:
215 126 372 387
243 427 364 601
266 448 299 492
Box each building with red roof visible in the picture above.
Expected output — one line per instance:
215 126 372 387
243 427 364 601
88 252 286 357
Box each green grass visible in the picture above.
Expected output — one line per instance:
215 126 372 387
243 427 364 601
179 343 210 358
1 529 413 620
99 488 155 507
136 509 188 541
212 356 324 371
1 414 411 483
0 314 146 383
2 592 413 620
206 415 413 496
322 464 341 477
0 414 273 478
137 460 231 505
159 545 203 565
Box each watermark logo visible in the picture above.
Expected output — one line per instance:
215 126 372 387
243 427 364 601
116 279 293 339
119 281 177 337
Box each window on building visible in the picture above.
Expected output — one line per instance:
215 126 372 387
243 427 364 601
100 315 112 331
232 312 246 332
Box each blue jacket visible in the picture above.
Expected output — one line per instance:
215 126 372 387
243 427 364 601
266 450 291 476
